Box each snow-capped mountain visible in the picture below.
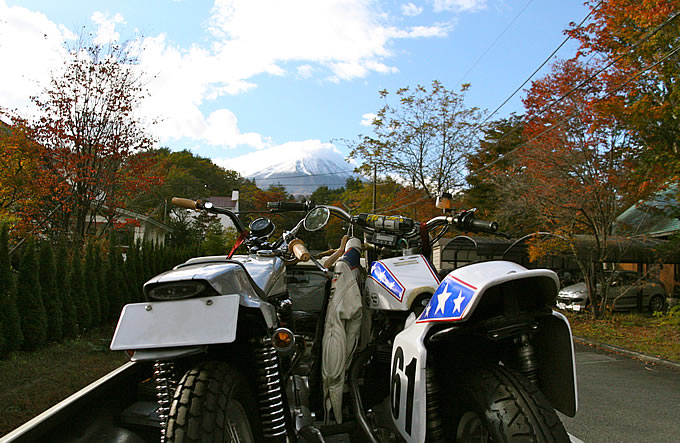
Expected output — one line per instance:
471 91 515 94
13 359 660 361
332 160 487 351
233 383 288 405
248 156 356 196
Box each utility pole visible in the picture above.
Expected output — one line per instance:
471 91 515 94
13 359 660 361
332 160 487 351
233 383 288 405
372 163 377 212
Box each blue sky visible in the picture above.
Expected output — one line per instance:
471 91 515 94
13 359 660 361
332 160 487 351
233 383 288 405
0 0 588 177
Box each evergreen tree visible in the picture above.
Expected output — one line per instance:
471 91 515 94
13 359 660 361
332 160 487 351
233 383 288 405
39 241 63 341
0 224 23 354
141 241 152 284
133 241 145 301
125 245 139 303
56 243 76 338
106 241 122 319
95 243 108 323
70 249 91 333
84 242 101 327
17 239 47 349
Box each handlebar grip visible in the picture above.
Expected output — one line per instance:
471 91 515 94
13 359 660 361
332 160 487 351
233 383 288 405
171 197 197 210
469 219 499 233
267 201 308 211
288 239 311 262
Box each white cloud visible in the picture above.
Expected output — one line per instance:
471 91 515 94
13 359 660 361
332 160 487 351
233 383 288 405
401 2 423 16
360 113 377 126
0 0 71 113
91 11 125 45
206 0 450 82
216 140 348 176
432 0 487 13
297 64 315 79
203 109 269 149
1 0 454 154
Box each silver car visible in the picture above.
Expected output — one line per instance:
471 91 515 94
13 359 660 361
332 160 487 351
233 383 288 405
556 270 666 312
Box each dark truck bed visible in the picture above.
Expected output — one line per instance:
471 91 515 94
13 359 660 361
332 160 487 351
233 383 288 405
1 361 161 443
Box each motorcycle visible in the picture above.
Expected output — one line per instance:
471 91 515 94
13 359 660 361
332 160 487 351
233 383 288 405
110 196 577 442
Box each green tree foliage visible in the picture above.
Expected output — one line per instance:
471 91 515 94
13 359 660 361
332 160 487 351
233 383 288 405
56 243 76 338
309 185 345 206
201 223 237 256
465 115 542 236
125 242 143 303
130 148 246 220
17 240 47 349
349 80 482 198
70 249 90 333
39 241 63 342
106 240 123 320
0 223 23 354
95 243 108 324
84 243 101 327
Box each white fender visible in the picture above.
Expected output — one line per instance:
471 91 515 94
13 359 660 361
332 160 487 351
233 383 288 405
390 261 577 441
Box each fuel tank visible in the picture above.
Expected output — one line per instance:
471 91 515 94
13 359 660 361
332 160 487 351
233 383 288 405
365 254 440 311
144 254 287 299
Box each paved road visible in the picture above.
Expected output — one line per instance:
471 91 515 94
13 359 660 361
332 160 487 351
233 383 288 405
559 343 680 443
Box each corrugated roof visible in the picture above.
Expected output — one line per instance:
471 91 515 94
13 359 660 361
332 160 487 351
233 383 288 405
614 186 680 237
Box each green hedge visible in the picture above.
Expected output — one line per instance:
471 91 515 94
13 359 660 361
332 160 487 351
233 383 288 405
0 237 198 358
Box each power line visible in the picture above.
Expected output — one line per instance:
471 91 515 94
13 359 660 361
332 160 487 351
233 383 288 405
458 0 536 85
343 3 600 210
249 168 358 180
473 40 680 176
471 8 680 175
480 0 603 126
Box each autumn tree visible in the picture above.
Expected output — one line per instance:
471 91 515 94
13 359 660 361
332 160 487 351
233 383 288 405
349 81 482 198
567 1 680 186
0 121 49 231
18 38 161 242
516 58 658 318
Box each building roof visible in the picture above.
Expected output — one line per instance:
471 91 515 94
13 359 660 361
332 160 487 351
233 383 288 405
114 208 173 233
206 196 237 209
614 186 680 238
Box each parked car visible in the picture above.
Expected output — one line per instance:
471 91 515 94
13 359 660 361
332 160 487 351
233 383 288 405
556 270 666 312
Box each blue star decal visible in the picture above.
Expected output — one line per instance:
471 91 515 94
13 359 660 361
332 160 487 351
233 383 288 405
370 261 405 301
417 275 476 323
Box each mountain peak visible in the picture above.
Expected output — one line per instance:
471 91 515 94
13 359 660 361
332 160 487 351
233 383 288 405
248 153 356 196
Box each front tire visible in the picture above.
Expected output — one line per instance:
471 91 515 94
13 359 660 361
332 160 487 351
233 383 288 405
166 361 262 443
452 366 569 442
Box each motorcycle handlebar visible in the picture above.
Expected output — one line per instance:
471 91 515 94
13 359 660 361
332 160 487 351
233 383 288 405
267 201 310 212
171 197 247 233
288 239 311 261
468 219 499 233
171 197 198 210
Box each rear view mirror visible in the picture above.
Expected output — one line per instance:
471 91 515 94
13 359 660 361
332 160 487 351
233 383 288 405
304 207 330 232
